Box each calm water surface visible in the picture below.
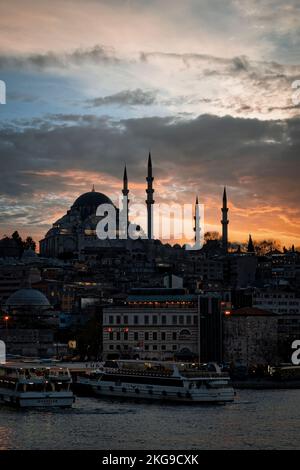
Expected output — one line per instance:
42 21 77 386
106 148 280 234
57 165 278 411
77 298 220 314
0 390 299 450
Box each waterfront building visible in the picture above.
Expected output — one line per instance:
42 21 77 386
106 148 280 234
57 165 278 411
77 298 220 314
252 288 300 314
0 329 55 357
223 307 279 367
102 288 223 362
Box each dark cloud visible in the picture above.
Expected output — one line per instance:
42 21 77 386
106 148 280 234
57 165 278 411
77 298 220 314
231 56 249 72
0 112 299 206
0 45 120 71
0 112 300 242
86 89 157 107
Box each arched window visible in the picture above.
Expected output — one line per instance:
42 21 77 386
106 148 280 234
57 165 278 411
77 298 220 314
179 329 191 338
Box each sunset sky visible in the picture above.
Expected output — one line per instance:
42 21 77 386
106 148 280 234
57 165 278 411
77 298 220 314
0 0 300 248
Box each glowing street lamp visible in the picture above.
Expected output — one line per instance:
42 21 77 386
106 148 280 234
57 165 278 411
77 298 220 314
3 315 9 331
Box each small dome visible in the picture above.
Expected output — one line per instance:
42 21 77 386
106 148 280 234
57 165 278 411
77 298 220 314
6 288 50 308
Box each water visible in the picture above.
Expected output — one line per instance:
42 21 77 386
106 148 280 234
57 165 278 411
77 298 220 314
0 390 299 450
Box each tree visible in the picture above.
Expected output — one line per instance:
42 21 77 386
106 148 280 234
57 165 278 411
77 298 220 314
23 236 36 251
10 231 37 254
255 239 282 255
204 231 220 243
11 231 23 248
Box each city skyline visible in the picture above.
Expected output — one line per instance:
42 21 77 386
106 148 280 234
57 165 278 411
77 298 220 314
0 0 300 247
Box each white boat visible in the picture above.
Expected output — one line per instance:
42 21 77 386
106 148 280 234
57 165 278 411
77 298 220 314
0 363 75 408
77 360 234 404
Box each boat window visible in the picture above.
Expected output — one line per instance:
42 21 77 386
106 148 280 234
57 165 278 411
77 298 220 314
26 383 44 392
45 382 54 392
54 382 69 392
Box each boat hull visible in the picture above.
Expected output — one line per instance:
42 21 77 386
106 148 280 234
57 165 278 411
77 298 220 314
0 390 74 408
90 382 234 403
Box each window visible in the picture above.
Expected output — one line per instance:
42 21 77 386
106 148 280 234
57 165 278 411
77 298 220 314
145 345 149 351
144 315 149 325
153 315 158 325
116 316 121 325
134 315 139 325
161 345 166 351
172 332 177 340
172 345 177 351
153 345 158 351
153 332 158 341
193 315 198 325
116 332 120 341
186 316 191 325
172 315 177 325
109 345 114 350
145 332 149 341
123 315 128 324
124 332 128 341
179 329 191 337
161 332 166 341
134 332 139 341
109 315 114 324
179 315 184 325
109 332 113 341
162 315 166 325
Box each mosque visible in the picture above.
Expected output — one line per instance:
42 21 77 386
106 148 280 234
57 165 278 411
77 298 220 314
39 154 229 259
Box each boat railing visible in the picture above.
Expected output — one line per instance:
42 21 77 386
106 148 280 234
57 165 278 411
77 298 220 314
180 370 229 378
47 373 71 382
103 367 174 378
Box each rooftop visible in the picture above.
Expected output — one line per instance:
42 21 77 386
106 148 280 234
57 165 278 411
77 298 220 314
229 307 275 317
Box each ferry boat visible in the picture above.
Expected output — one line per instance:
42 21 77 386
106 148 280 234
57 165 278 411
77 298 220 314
77 360 234 403
0 363 75 408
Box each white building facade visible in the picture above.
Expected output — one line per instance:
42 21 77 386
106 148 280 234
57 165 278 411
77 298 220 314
102 294 199 361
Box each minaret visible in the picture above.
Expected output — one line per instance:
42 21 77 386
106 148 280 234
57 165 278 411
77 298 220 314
121 165 129 238
247 234 254 253
193 196 201 249
146 152 155 239
221 187 229 253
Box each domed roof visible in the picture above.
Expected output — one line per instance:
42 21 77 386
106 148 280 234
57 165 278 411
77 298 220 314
72 190 113 210
6 288 50 308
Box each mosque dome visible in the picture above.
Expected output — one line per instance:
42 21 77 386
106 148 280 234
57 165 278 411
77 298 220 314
72 190 113 210
6 288 51 308
71 188 114 220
